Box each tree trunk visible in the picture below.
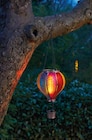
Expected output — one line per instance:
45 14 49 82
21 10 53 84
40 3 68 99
0 0 92 125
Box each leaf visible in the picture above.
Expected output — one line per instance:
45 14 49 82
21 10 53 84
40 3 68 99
77 132 84 140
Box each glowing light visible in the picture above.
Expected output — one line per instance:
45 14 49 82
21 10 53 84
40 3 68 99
11 50 34 98
37 69 66 101
46 72 57 99
75 60 79 72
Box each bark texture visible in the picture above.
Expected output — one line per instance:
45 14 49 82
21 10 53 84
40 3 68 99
0 0 92 125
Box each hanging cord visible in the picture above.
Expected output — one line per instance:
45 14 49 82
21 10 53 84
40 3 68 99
51 38 56 69
43 44 49 69
43 39 56 70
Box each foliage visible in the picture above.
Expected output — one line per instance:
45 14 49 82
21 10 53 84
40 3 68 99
0 1 92 139
28 24 92 84
32 0 92 84
32 0 73 16
0 73 92 139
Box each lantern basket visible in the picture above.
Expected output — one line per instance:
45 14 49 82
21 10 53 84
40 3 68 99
37 69 66 119
47 110 56 119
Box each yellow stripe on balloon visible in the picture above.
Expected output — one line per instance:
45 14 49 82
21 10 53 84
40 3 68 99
46 75 56 95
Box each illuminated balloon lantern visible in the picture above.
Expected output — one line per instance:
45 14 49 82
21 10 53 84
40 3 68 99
37 69 66 119
37 69 65 102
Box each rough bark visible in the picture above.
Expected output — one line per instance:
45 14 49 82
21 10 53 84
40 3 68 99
0 0 92 125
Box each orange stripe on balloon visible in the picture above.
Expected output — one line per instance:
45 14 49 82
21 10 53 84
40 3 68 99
46 74 55 94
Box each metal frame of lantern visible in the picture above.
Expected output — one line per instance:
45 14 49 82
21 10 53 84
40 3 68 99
37 69 66 119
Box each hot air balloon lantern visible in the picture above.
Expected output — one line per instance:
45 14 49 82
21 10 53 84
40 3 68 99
37 69 65 102
37 69 66 119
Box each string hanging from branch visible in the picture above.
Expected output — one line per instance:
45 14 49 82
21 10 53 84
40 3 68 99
37 4 66 120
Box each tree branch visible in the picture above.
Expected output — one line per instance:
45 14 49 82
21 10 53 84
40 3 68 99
0 0 92 125
25 0 92 45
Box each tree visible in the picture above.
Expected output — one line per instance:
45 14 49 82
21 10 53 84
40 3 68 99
0 0 92 125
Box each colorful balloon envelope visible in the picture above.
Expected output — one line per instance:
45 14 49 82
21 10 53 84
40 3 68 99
37 69 65 102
